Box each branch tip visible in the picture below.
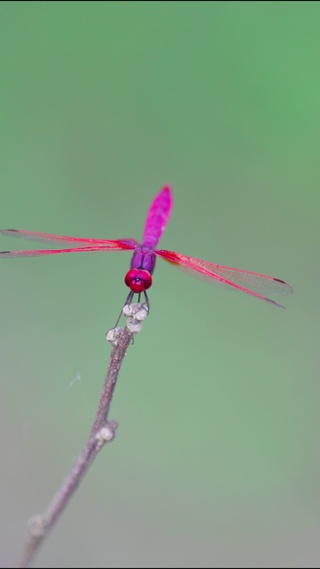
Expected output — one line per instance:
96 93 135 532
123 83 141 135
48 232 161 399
123 302 149 334
123 302 148 321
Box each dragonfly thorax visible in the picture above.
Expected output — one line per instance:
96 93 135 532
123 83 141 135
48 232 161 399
125 269 152 293
125 246 156 292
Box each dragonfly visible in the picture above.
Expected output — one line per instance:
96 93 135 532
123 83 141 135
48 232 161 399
0 185 292 310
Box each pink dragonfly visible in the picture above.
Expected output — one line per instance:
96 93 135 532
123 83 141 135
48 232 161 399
0 185 292 309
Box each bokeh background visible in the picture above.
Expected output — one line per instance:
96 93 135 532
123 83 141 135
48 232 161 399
0 2 319 567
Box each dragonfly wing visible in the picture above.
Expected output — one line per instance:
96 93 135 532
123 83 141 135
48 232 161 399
155 249 293 308
0 246 135 258
0 229 138 248
0 230 138 258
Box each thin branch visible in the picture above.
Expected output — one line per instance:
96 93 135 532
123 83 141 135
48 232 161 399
16 303 148 569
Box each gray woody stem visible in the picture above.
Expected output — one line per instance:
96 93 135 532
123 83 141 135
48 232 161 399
16 303 148 568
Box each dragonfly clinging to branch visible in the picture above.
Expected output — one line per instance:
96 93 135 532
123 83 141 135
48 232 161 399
0 185 293 309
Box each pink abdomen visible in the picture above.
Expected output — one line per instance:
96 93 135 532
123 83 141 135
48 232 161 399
142 185 173 248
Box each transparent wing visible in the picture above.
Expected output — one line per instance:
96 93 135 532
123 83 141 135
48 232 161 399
0 229 138 258
155 249 293 308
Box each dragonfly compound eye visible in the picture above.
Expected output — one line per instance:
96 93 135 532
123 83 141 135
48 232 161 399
124 269 152 293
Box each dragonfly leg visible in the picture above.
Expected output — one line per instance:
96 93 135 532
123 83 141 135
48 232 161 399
113 291 134 328
113 289 149 329
143 290 150 316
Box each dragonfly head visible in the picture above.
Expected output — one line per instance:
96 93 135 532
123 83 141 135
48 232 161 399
125 269 152 293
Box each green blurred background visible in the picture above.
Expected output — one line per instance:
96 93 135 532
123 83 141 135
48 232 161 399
0 2 318 567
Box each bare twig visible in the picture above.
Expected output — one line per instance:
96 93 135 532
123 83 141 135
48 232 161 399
16 303 148 568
